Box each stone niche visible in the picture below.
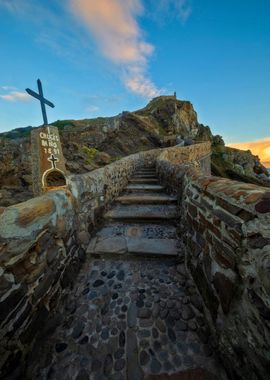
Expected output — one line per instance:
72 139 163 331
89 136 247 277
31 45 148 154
45 169 66 187
31 125 67 195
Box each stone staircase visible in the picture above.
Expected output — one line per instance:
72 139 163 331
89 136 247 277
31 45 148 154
87 166 179 259
27 166 227 380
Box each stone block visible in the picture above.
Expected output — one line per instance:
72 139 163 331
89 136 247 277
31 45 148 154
198 212 221 239
248 234 270 249
0 285 27 325
17 200 56 226
189 262 219 322
60 258 80 289
5 301 32 338
212 237 236 270
248 289 270 320
255 200 270 214
20 305 49 344
46 246 59 265
212 208 242 231
187 203 197 218
213 272 236 314
32 270 55 304
0 271 15 293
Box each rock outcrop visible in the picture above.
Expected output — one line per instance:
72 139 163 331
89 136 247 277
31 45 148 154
0 95 268 207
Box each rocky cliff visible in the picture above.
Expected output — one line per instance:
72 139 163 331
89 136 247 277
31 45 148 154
0 95 268 207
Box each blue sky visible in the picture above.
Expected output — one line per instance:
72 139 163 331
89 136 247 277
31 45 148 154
0 0 269 145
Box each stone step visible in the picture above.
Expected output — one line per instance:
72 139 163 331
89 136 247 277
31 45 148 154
126 184 165 192
104 205 177 222
134 173 156 177
135 169 156 173
116 194 177 205
129 178 159 184
95 223 177 240
87 236 178 257
128 238 178 256
144 368 219 380
133 174 157 178
134 170 156 174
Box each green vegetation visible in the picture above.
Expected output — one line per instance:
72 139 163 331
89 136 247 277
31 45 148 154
51 120 75 129
110 156 122 163
0 126 33 140
81 146 98 164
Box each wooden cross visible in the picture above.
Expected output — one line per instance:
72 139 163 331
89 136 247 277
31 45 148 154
48 154 58 169
26 79 55 125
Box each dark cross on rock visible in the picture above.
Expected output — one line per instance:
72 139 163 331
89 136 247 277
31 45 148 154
26 79 55 125
48 154 59 169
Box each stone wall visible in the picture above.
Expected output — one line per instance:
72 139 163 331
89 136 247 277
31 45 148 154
0 189 80 378
0 148 160 378
157 144 270 380
3 140 269 379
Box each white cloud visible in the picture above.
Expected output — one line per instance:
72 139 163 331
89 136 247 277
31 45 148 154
0 91 32 102
86 105 100 113
69 0 160 97
1 85 17 91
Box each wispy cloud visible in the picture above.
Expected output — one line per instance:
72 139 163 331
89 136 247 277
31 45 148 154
0 0 94 66
1 85 17 91
69 0 160 98
228 137 270 166
86 105 100 113
1 0 189 99
147 0 192 24
0 0 30 14
0 91 32 102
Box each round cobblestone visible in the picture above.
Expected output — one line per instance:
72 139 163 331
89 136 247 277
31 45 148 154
114 358 125 371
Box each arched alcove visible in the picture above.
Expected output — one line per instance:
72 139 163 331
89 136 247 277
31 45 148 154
45 170 66 187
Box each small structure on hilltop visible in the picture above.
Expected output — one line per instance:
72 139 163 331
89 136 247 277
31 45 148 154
26 79 67 195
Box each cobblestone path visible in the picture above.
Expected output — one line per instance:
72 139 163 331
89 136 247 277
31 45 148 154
27 167 227 380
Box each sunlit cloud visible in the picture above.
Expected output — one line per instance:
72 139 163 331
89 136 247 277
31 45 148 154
0 91 32 102
228 138 270 167
69 0 160 97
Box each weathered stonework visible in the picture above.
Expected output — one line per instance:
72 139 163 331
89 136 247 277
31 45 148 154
31 125 67 195
0 148 160 377
1 141 270 379
156 144 270 380
0 189 80 378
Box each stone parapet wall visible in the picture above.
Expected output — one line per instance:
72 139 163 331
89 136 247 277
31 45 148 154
0 189 81 377
156 146 270 379
158 141 211 166
184 174 270 380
